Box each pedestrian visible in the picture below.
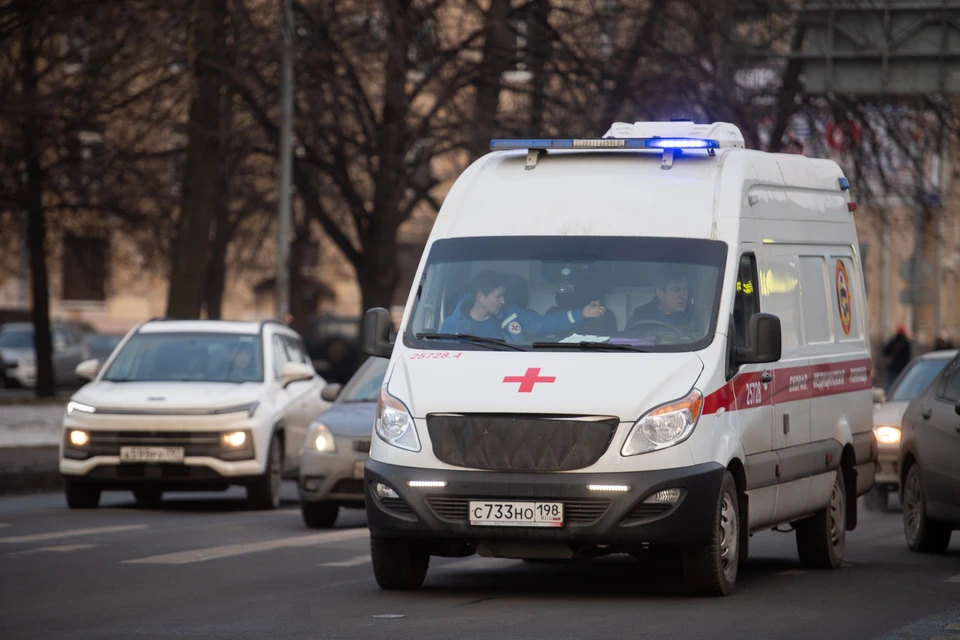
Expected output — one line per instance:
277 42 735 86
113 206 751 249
933 330 954 351
882 325 911 392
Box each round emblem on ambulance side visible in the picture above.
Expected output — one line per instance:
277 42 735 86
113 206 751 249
508 322 522 335
835 260 852 336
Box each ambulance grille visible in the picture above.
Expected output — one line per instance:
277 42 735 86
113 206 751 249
425 415 618 472
424 497 611 526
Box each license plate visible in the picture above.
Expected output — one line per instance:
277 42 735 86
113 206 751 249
469 501 563 527
119 446 184 463
353 460 365 480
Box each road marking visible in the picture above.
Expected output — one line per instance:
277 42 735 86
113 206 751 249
0 523 10 528
8 543 97 558
946 623 960 630
776 569 809 576
320 554 370 567
946 575 960 583
124 528 369 565
439 557 519 571
0 524 147 544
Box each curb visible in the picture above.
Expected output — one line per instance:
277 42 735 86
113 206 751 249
0 446 61 496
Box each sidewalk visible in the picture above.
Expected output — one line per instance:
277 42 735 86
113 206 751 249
0 403 65 495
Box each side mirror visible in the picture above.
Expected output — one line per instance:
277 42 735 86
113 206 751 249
280 361 315 388
75 359 101 381
734 313 782 365
321 383 342 403
873 388 886 404
362 308 394 358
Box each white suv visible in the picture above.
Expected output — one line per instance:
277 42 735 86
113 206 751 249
59 319 329 510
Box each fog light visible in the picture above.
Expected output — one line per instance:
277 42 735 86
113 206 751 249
375 482 399 499
407 480 446 489
222 431 247 447
644 488 683 504
303 477 323 491
69 430 89 447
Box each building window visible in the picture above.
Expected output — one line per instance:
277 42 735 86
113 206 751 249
62 234 107 302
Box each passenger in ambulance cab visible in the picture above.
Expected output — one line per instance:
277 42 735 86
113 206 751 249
439 270 606 342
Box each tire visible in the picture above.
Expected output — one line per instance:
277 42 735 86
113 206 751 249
133 489 163 505
863 485 889 512
64 478 101 509
681 471 739 596
370 537 429 590
796 469 846 569
301 501 338 528
247 434 283 510
902 465 952 554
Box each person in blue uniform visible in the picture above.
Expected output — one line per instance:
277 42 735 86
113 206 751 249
440 270 606 342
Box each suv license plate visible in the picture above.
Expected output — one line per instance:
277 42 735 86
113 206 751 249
119 446 185 463
469 501 563 527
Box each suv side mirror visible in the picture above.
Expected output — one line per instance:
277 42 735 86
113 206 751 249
75 359 100 381
321 382 342 403
362 308 394 358
734 313 782 365
280 362 315 388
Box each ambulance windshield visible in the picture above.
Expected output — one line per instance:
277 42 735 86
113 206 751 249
405 236 727 352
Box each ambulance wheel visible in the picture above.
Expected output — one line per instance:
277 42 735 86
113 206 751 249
64 478 101 509
903 465 951 554
301 501 338 529
796 469 846 569
370 537 429 590
681 471 739 596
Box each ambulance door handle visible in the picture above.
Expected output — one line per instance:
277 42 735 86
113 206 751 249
761 372 773 384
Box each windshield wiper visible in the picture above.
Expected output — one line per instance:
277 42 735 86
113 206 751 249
531 341 650 353
415 332 526 351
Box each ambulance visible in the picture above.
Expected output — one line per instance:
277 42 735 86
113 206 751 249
360 121 876 596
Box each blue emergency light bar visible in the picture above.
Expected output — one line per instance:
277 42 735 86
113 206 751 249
489 137 721 151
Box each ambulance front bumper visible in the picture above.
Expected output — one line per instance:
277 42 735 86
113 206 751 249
363 459 725 548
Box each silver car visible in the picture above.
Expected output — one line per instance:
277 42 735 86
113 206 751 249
299 357 388 528
0 323 88 388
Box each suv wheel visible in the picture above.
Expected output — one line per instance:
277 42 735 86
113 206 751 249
247 434 282 510
903 465 951 553
64 478 101 509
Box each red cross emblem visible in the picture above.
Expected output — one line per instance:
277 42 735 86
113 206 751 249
508 322 521 334
503 367 556 393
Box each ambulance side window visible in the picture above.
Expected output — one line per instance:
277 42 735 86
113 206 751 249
733 254 759 348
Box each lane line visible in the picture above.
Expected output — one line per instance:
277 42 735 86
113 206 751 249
8 543 97 558
0 523 10 528
946 623 960 630
947 575 960 583
124 528 369 565
0 524 147 544
320 554 371 567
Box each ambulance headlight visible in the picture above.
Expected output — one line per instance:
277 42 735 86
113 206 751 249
375 386 421 452
622 390 703 456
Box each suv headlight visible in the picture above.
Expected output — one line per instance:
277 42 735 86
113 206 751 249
307 423 337 453
621 389 703 456
375 386 421 452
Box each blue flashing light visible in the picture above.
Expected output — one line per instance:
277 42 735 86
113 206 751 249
838 177 850 191
489 137 720 151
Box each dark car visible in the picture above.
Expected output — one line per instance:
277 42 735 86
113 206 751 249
298 356 389 528
899 352 960 553
83 332 125 363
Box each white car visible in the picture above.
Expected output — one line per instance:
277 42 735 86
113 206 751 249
59 319 330 510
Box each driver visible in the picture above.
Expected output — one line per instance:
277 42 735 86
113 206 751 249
440 270 606 342
630 266 704 335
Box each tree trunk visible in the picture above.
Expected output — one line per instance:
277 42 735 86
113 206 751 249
528 0 548 136
203 218 228 319
471 0 511 159
21 15 55 397
166 0 227 318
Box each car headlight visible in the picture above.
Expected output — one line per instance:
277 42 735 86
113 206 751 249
67 401 97 416
308 423 337 453
621 389 703 456
874 425 901 445
375 386 421 452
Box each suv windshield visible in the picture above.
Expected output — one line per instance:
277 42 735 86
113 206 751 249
340 358 388 402
102 333 264 383
888 358 952 402
405 236 727 352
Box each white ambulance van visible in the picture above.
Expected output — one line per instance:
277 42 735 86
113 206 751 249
360 121 876 596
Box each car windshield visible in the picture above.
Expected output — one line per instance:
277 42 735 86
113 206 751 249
888 358 951 402
340 358 388 402
0 328 33 348
102 333 264 383
404 236 727 352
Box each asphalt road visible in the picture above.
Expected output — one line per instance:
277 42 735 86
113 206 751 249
1 484 959 640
